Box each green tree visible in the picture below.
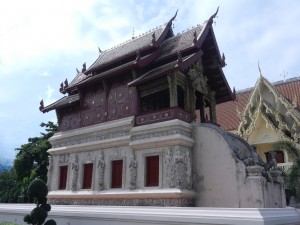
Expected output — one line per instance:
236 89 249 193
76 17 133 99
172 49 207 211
14 122 57 183
272 141 300 201
0 122 57 203
0 169 18 203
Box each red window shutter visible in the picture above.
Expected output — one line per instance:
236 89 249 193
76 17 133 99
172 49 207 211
146 155 159 186
265 152 272 163
276 151 284 163
265 151 285 164
59 166 68 190
83 163 93 189
111 160 123 188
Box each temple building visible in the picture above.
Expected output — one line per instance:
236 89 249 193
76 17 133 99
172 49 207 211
40 10 286 208
215 74 300 171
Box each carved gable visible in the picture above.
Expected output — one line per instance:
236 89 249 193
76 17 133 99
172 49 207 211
237 76 300 143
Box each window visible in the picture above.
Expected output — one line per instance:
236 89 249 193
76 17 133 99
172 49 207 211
82 163 93 189
141 89 170 113
265 151 284 164
177 85 185 109
59 165 68 190
146 155 159 187
111 160 123 188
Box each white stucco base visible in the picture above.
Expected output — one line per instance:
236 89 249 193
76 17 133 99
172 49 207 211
0 204 300 225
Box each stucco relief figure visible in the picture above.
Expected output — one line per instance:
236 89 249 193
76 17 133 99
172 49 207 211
265 151 277 171
164 148 174 187
129 152 137 190
71 154 79 192
251 145 260 165
185 150 192 189
47 156 53 189
173 149 187 188
243 145 266 167
97 151 105 191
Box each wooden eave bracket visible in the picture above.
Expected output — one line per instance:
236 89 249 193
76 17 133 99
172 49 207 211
59 79 69 94
221 53 226 67
177 51 183 68
177 50 203 71
193 31 201 48
232 87 237 101
135 50 141 64
152 10 178 48
136 49 160 68
208 6 219 25
168 9 178 27
39 99 44 112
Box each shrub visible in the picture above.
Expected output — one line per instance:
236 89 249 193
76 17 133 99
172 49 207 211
24 179 56 225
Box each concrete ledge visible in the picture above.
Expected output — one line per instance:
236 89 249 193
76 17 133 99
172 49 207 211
48 188 196 199
1 205 300 225
130 119 194 150
48 135 130 154
130 134 194 150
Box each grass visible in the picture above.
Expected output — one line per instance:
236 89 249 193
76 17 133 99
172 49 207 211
0 222 20 225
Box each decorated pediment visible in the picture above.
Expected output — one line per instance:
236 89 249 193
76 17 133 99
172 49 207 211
237 75 300 143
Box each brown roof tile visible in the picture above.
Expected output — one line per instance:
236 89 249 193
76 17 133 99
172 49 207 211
86 27 165 72
156 25 203 60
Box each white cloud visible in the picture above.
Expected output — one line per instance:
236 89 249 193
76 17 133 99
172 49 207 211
39 71 52 77
43 85 56 106
1 0 300 163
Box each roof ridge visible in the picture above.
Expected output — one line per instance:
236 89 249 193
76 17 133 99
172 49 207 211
176 24 202 36
273 75 300 86
104 25 165 53
235 75 300 94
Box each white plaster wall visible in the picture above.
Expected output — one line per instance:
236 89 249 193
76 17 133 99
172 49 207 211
192 125 240 207
47 119 195 205
192 124 286 208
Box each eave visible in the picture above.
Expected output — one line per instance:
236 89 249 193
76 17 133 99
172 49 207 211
40 94 80 113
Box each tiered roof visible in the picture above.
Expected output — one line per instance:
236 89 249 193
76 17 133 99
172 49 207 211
41 9 233 113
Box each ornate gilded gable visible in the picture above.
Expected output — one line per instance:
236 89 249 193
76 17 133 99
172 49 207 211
237 75 300 143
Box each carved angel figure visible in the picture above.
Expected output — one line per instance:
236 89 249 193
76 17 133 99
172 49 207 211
71 154 79 192
129 152 137 190
97 151 105 191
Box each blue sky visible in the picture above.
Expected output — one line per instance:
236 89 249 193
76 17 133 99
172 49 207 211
1 0 300 162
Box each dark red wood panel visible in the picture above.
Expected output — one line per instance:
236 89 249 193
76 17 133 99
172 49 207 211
57 78 138 131
146 155 159 186
265 151 284 163
59 165 68 190
111 160 123 188
83 163 93 189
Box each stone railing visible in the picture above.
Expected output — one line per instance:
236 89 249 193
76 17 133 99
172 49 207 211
135 107 192 126
278 162 293 171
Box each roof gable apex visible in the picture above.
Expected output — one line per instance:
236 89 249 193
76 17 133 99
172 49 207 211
237 75 300 143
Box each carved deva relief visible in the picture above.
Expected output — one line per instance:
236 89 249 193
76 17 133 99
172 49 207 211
97 151 105 191
47 156 53 189
71 154 79 192
129 151 137 190
59 154 70 164
164 146 192 189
